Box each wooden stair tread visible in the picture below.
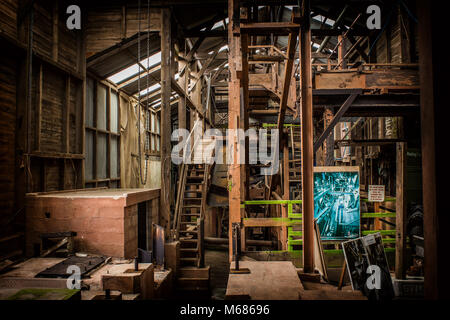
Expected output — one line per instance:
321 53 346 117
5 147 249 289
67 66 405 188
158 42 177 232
180 257 198 261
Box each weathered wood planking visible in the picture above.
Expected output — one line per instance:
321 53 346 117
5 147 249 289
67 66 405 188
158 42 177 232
0 51 17 225
0 0 18 39
40 67 64 153
0 1 85 194
314 69 419 90
86 7 160 56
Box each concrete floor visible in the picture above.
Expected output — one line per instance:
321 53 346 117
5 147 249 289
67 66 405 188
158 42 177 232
205 249 229 300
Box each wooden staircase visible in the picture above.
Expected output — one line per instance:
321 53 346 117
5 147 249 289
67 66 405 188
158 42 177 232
176 163 207 267
288 126 302 200
173 162 212 296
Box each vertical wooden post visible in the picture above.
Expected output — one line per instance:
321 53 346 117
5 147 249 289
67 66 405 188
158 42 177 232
337 35 346 69
178 52 187 138
52 0 58 62
282 130 289 250
35 63 43 152
227 0 246 262
300 0 314 273
417 0 440 299
78 14 87 187
395 142 407 279
160 8 172 237
323 107 334 166
64 76 70 154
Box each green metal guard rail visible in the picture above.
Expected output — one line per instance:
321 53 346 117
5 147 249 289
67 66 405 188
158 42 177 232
240 197 397 253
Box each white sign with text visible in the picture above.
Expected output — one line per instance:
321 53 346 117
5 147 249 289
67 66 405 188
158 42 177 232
368 185 385 202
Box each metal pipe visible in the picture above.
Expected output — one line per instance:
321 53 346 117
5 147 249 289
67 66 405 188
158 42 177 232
312 5 348 63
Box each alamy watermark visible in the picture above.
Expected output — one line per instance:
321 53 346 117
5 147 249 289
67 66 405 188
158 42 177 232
171 128 280 175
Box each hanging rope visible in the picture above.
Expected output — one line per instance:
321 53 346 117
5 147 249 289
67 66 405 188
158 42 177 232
136 0 150 185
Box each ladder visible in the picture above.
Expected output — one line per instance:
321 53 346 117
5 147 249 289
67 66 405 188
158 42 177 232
288 126 302 201
176 164 209 267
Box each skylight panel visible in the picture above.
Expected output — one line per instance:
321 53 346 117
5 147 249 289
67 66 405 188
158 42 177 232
312 15 335 27
139 83 161 97
108 51 161 85
140 51 161 69
150 94 178 109
108 64 141 84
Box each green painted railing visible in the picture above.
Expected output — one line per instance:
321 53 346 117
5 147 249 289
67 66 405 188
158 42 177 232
241 198 397 253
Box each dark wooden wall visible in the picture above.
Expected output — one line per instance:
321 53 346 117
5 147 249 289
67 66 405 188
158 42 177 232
0 50 18 227
0 0 85 236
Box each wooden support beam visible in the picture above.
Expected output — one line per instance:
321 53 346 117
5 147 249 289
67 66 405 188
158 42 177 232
347 35 369 63
160 8 172 237
248 54 285 62
313 93 359 153
35 63 43 152
323 107 334 166
171 78 213 127
240 22 301 35
178 16 222 77
395 142 407 279
417 0 442 299
282 131 289 250
52 0 58 62
177 52 187 139
227 0 246 262
190 50 219 91
265 8 299 204
64 76 71 154
300 0 314 273
337 35 346 69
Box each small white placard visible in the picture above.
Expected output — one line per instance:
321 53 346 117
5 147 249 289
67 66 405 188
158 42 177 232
368 185 385 202
363 234 376 246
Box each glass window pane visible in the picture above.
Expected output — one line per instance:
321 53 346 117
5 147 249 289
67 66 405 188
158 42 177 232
85 130 94 180
111 91 119 133
111 136 119 178
156 114 160 134
151 113 155 132
156 136 160 152
97 85 107 130
86 78 94 127
96 133 108 179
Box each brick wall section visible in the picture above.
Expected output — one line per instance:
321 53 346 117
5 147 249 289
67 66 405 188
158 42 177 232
25 196 130 258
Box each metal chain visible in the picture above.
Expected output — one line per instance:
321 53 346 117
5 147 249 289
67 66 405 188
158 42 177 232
137 0 149 185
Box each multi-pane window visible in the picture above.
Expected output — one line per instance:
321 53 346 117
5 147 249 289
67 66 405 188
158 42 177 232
146 109 161 156
85 77 121 188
